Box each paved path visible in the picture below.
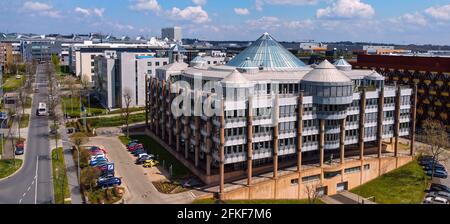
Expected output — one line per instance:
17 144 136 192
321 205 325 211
0 64 53 204
86 136 195 204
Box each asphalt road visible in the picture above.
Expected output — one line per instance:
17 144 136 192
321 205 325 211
0 64 53 204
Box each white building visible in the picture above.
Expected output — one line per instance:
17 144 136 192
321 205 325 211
162 27 182 43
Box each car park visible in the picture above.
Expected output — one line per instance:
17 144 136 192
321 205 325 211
132 149 146 156
90 157 108 166
429 183 450 193
97 177 121 188
143 159 159 168
426 170 448 179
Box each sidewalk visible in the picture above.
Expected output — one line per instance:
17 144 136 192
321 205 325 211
56 97 84 204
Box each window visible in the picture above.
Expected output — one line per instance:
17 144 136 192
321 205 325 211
147 62 152 66
344 166 361 174
163 62 168 65
156 62 160 66
364 164 370 170
291 179 299 185
147 70 152 74
302 174 320 182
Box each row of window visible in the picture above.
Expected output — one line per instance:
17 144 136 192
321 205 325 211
147 61 168 67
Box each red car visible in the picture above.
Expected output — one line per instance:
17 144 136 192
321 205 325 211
89 146 107 155
128 143 144 152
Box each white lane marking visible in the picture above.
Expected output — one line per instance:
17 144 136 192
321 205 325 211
27 186 31 191
23 193 26 197
19 199 22 204
35 155 39 204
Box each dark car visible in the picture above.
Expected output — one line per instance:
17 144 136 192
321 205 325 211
426 170 448 179
420 159 438 166
430 183 450 193
423 163 446 171
15 147 24 155
135 154 154 164
97 177 121 188
132 149 146 156
91 161 108 168
127 139 139 147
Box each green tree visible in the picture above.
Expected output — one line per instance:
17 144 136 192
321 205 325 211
80 167 101 192
51 54 60 74
419 119 449 179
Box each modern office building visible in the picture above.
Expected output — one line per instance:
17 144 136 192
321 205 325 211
352 54 450 131
146 33 417 199
21 40 61 62
95 52 169 109
162 27 182 42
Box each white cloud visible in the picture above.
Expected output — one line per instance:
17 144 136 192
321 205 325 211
167 6 210 24
192 0 207 6
265 0 318 5
22 1 52 11
234 8 250 15
398 12 427 26
284 19 314 29
22 1 62 18
130 0 161 12
74 7 90 16
246 16 281 30
255 0 264 11
425 4 450 21
93 8 105 17
316 0 375 19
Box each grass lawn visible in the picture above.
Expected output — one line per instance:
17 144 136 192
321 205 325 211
108 107 146 115
119 135 191 179
0 159 23 179
51 147 71 204
87 113 146 128
62 96 107 118
2 76 24 92
19 114 30 128
350 160 428 204
192 198 325 204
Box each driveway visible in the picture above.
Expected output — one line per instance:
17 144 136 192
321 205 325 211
86 136 195 204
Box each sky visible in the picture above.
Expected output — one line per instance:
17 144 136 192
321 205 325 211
0 0 449 45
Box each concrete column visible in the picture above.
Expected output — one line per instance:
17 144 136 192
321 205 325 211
206 117 212 176
194 116 200 167
410 84 417 156
377 87 384 158
339 119 346 164
247 96 253 186
394 85 401 157
296 92 304 172
145 77 149 127
184 116 190 159
175 117 181 152
359 89 366 161
319 119 325 167
155 80 160 137
219 99 225 199
273 95 279 179
161 80 166 140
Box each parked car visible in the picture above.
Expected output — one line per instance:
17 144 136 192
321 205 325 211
89 146 107 154
424 196 449 204
15 146 24 155
132 149 146 156
127 139 139 147
423 165 446 172
135 154 155 164
97 177 121 188
427 191 450 200
91 161 108 168
96 164 109 172
15 74 21 79
429 183 450 193
90 157 108 166
143 159 159 168
423 162 445 169
128 143 144 151
426 170 448 178
90 154 106 162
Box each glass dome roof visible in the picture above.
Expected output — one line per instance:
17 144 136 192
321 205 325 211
226 33 306 71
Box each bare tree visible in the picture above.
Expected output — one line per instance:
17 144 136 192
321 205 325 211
122 88 133 138
81 75 91 115
303 182 323 204
64 76 77 115
418 119 449 179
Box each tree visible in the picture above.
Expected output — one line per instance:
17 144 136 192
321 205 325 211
81 74 91 116
80 166 101 192
122 88 133 138
64 76 77 115
418 119 449 179
304 182 323 204
71 132 88 151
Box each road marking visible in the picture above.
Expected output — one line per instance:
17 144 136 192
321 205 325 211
19 199 22 204
35 155 39 204
23 193 26 197
27 186 31 191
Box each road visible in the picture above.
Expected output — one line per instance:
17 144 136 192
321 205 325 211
87 136 195 204
0 64 54 204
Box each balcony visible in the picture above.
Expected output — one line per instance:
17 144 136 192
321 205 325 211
253 148 272 160
253 132 273 142
325 140 339 150
279 146 296 156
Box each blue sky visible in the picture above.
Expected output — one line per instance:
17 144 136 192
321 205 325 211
0 0 449 45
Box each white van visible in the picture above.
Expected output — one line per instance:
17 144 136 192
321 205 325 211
37 102 47 116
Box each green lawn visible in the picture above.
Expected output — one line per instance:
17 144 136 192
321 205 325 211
51 147 71 204
0 159 23 179
192 198 324 204
19 114 30 128
2 76 24 92
351 160 428 204
62 96 107 118
87 113 146 128
107 107 146 115
119 135 191 179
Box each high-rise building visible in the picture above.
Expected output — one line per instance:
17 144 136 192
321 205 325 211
162 27 182 42
146 33 417 199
